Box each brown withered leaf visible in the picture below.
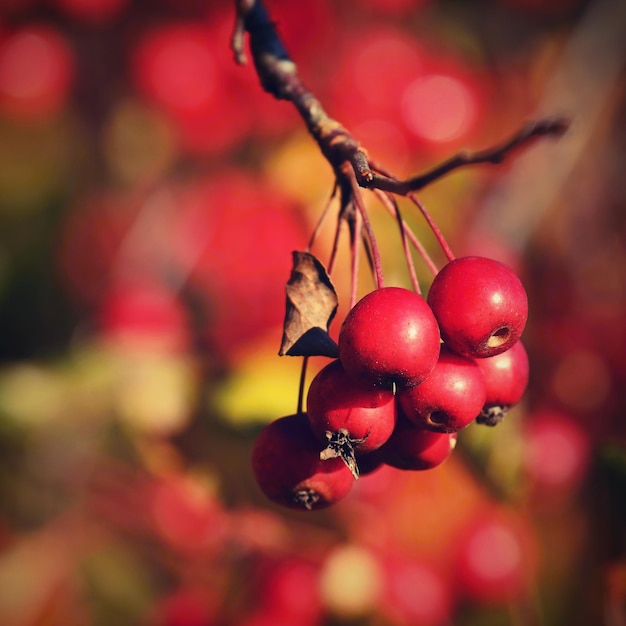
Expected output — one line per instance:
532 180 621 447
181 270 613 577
279 251 339 357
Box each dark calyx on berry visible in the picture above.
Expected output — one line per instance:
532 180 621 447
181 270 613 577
292 488 321 511
476 405 507 427
320 428 368 479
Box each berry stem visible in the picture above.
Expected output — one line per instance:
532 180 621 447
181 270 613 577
373 188 422 294
409 192 456 263
348 169 384 289
326 206 344 277
404 223 440 277
372 187 440 277
297 355 309 416
307 181 339 252
349 199 362 310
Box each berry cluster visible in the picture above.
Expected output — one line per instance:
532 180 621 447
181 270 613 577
252 255 530 511
240 0 566 515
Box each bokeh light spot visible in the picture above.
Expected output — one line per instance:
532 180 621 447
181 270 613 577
401 74 477 143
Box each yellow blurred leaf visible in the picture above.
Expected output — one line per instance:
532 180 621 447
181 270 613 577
213 332 330 426
106 345 199 436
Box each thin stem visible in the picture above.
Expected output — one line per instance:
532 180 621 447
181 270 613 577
373 188 421 294
405 225 440 277
297 356 309 416
408 192 456 263
307 182 339 251
326 207 343 277
347 168 384 289
374 189 440 277
349 201 362 309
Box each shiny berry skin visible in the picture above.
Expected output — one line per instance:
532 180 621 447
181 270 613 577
306 359 397 455
427 256 528 358
251 414 354 511
397 347 486 432
338 287 441 389
353 450 385 476
377 417 456 470
475 340 529 426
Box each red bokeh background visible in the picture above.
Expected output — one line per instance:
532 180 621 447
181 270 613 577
0 0 624 624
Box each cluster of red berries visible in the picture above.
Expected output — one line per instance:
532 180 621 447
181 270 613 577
252 256 530 511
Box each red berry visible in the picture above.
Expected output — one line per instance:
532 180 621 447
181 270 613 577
353 450 385 476
306 359 397 477
427 256 528 358
475 340 529 426
251 414 355 511
397 347 486 432
338 287 441 389
377 417 456 470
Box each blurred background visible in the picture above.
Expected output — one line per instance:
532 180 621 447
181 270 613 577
0 0 624 624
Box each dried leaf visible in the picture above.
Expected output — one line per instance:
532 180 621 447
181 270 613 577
279 251 339 357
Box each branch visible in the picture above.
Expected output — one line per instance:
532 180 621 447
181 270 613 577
359 116 570 193
232 0 365 178
232 0 570 194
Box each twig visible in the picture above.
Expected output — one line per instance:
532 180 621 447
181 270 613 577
232 0 570 195
357 117 570 194
307 181 339 252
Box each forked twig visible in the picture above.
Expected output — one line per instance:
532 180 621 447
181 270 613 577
232 0 570 197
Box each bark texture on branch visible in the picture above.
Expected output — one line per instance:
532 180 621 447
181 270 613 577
232 0 569 195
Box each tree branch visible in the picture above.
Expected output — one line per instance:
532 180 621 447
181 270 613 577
233 0 365 178
232 0 569 195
